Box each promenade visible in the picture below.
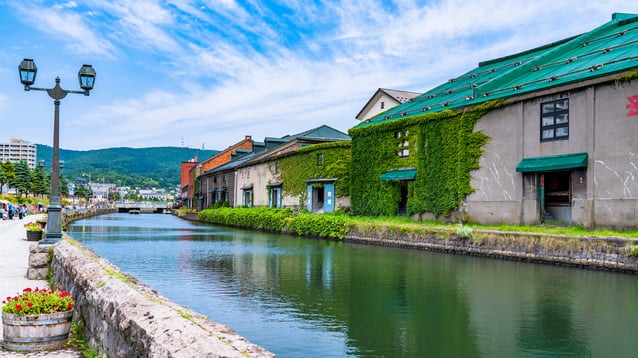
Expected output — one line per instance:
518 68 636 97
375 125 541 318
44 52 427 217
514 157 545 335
0 214 82 357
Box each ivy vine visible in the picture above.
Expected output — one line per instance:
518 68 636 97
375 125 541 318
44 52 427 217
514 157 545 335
276 141 351 202
349 100 501 217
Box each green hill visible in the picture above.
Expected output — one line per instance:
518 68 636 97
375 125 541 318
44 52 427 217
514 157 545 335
36 145 218 190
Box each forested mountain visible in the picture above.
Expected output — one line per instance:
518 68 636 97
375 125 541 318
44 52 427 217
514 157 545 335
36 145 218 190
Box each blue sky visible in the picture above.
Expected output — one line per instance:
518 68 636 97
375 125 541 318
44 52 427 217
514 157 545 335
0 1 636 151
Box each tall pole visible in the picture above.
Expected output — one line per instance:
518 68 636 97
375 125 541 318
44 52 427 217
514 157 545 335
18 59 95 244
41 79 68 243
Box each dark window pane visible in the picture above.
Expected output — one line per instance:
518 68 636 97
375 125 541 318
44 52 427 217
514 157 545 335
555 113 568 124
542 103 555 113
542 129 554 139
555 126 569 137
542 115 555 127
556 99 569 110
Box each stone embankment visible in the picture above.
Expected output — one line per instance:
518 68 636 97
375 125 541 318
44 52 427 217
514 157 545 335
27 209 273 357
30 240 274 357
184 209 638 273
63 208 117 225
344 226 638 273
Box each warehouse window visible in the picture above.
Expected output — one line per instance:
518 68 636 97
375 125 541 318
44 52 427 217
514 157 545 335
541 98 569 142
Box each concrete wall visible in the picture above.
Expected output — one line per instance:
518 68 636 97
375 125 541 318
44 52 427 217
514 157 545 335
236 161 275 208
43 240 274 358
466 76 638 229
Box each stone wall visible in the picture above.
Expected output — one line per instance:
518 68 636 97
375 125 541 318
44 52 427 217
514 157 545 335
345 227 638 273
47 239 275 358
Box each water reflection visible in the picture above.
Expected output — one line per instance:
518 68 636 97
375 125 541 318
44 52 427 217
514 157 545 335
516 272 590 356
68 214 638 357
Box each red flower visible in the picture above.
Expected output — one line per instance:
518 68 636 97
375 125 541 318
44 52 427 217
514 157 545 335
23 288 32 292
67 303 73 309
60 292 69 298
27 302 33 308
16 304 23 311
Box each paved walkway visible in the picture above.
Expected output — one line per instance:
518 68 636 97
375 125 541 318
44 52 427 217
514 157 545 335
0 215 82 357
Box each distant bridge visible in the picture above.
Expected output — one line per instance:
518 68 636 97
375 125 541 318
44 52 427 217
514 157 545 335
114 201 172 214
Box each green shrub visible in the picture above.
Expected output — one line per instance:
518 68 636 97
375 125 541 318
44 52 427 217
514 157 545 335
456 224 473 240
199 207 293 232
286 212 353 239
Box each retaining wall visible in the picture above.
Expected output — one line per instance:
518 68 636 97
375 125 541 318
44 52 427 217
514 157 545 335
35 240 274 358
192 210 638 274
344 227 638 273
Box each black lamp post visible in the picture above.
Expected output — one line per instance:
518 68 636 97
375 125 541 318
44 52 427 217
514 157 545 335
18 58 96 244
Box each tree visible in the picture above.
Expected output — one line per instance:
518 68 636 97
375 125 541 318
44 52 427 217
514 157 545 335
31 163 49 197
0 161 15 194
12 161 31 197
124 189 139 201
108 189 121 202
0 170 5 195
74 184 88 206
59 175 69 198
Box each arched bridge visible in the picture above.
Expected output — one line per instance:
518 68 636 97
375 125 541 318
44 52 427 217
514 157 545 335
114 201 172 214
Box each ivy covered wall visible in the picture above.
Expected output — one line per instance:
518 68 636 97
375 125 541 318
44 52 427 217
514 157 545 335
349 101 499 217
276 141 351 205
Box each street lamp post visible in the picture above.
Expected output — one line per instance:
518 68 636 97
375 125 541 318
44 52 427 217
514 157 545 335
18 58 96 244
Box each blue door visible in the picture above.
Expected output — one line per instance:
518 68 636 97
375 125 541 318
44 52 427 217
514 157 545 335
324 183 335 213
306 185 313 212
269 187 281 208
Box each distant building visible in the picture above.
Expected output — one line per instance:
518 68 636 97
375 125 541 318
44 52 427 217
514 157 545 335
139 188 169 201
89 183 117 201
0 138 37 169
180 156 198 208
356 88 420 122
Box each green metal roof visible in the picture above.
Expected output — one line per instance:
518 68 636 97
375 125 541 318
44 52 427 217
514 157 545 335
380 168 417 181
515 152 588 173
356 13 638 128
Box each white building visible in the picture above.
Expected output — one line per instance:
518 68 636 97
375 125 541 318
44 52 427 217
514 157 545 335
89 183 117 201
0 138 37 169
139 188 169 201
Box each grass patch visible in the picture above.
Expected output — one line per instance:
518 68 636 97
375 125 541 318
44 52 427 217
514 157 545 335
348 215 638 239
67 319 100 358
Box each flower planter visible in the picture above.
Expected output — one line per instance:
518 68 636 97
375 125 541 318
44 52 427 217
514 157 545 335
1 310 73 351
26 230 42 241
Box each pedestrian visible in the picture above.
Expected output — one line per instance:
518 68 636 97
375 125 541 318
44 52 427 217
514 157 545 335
19 205 25 220
8 204 14 220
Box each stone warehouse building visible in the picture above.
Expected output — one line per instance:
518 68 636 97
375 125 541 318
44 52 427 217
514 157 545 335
351 13 638 229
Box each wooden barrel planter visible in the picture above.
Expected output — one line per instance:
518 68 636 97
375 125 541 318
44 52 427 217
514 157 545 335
1 310 73 351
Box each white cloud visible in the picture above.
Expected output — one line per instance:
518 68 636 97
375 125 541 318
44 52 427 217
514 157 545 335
96 1 181 53
1 0 637 150
13 3 116 57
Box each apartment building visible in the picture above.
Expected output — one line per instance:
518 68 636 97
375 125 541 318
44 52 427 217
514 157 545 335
0 138 37 169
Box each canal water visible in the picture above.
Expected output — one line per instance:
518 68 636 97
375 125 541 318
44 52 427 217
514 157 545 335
67 213 638 357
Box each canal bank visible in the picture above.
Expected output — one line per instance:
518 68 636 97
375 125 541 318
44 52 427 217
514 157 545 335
46 239 274 357
182 210 638 274
22 209 275 357
70 212 638 357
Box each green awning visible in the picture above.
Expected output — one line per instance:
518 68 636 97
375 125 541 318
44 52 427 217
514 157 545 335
380 169 417 181
516 152 588 173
